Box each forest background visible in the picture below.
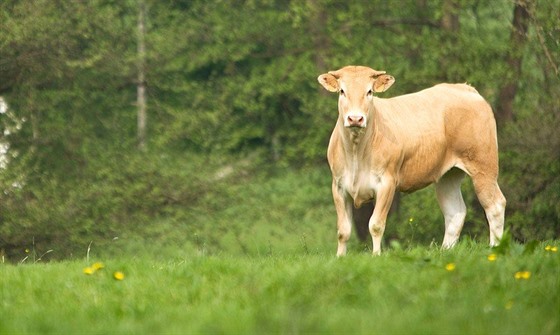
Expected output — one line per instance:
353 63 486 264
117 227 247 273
0 0 558 261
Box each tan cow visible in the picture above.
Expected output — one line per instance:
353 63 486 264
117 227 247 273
318 65 506 256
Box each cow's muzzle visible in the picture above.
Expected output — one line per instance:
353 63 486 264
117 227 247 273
345 115 367 128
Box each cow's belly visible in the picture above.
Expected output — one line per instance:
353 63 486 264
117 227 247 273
397 144 450 192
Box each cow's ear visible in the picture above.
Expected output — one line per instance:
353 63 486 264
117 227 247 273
317 72 339 92
373 74 395 93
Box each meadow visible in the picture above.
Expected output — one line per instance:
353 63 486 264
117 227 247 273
1 241 558 334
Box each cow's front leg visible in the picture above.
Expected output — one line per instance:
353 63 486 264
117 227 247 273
332 180 353 257
369 181 396 255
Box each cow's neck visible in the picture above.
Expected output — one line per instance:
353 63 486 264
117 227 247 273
337 111 380 206
340 109 379 159
344 127 367 146
338 128 370 177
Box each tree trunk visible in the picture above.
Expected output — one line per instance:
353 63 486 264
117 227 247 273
441 0 460 32
438 0 461 81
309 0 329 79
495 1 531 125
137 0 147 151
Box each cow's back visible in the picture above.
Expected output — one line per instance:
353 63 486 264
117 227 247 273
376 83 490 126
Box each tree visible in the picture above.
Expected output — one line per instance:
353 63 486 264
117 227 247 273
495 0 532 125
0 1 140 258
137 0 147 151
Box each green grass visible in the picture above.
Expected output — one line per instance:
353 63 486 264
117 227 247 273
1 242 558 334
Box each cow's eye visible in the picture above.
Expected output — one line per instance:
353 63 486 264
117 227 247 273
339 89 345 96
367 89 373 96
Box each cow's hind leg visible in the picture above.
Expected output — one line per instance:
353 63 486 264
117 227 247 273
435 168 467 249
472 174 506 246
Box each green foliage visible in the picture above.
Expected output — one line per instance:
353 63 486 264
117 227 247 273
0 156 336 261
0 0 558 259
500 96 560 241
1 243 559 334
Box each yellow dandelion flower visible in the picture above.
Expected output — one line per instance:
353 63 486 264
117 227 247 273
487 254 497 261
553 246 558 252
445 263 456 271
83 267 95 275
514 271 531 280
545 245 551 251
92 262 105 270
113 271 125 280
25 248 30 254
408 217 414 223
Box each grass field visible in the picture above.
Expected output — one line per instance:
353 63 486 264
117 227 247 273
1 241 558 334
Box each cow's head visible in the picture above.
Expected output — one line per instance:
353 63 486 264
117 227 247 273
318 66 395 128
